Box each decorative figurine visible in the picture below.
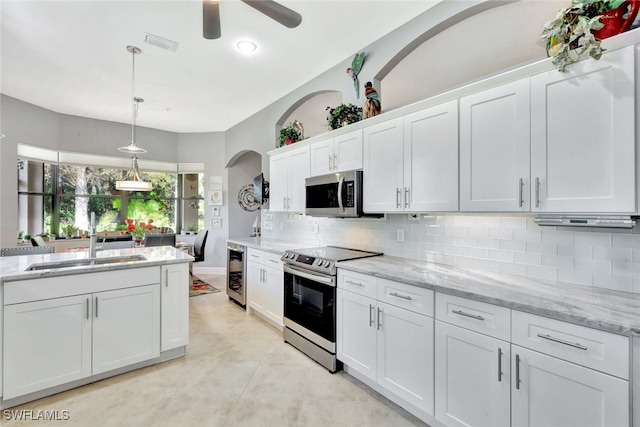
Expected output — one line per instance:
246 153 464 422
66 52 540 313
363 81 381 119
346 51 365 98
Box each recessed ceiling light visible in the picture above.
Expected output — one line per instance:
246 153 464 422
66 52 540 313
236 40 257 54
143 33 179 52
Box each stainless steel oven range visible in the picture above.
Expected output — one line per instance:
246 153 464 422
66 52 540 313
281 246 382 372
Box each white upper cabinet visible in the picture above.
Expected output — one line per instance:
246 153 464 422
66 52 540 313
460 78 531 212
310 130 363 177
364 101 459 213
269 145 310 212
530 46 636 213
404 100 459 212
363 117 405 212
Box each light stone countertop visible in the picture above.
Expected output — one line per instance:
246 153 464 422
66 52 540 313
226 237 303 255
337 255 640 337
0 246 193 282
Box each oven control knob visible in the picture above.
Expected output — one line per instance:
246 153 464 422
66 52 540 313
314 258 322 266
324 261 331 268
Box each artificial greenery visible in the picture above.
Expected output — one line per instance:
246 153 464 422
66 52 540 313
278 120 303 147
326 103 363 130
542 0 625 71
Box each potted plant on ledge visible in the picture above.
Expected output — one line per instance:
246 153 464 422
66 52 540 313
542 0 639 72
326 103 362 130
278 120 304 147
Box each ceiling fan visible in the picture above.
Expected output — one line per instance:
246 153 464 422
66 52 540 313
203 0 302 40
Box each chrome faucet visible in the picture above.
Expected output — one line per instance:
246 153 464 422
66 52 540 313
89 212 97 258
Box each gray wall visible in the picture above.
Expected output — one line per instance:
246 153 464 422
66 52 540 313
227 151 261 239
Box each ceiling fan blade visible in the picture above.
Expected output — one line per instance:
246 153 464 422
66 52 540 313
241 0 302 28
203 1 221 39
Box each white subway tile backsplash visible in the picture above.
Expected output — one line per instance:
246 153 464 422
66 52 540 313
264 212 640 294
557 269 592 286
592 246 633 263
574 231 611 247
592 274 633 292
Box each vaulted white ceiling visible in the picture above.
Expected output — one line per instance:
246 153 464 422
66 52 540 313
0 0 439 133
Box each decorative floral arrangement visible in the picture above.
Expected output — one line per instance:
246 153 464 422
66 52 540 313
278 120 304 147
326 103 362 130
542 0 626 72
125 218 153 241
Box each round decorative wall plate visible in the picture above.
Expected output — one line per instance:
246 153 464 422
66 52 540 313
238 184 259 212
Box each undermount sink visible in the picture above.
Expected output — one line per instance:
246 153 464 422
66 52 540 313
26 255 147 271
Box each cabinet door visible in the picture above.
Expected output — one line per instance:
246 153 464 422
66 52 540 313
363 117 404 212
404 100 459 212
377 301 434 416
512 345 629 427
336 288 377 381
269 153 289 212
334 129 363 172
93 284 160 375
309 138 334 177
264 261 284 327
161 263 189 352
435 321 510 427
460 79 530 211
288 146 311 212
247 258 266 314
531 46 635 213
3 295 92 399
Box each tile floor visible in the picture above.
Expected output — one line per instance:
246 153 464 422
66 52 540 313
4 274 428 427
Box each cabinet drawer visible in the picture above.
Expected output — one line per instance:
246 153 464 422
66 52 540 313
436 293 511 341
247 248 265 263
338 270 377 298
512 311 629 379
377 279 433 317
264 252 283 268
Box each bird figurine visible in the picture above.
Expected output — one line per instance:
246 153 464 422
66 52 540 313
346 51 365 99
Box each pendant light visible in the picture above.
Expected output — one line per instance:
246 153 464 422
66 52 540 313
116 45 152 192
116 155 152 192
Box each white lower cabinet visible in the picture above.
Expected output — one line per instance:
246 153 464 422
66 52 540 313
512 345 629 427
4 284 160 399
247 248 284 328
435 321 510 427
161 263 190 351
337 271 434 417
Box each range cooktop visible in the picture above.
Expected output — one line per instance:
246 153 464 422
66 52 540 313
281 246 382 275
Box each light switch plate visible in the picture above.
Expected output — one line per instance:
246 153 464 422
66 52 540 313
396 229 404 242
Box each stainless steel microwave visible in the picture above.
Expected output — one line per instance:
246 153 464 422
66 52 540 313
305 170 363 217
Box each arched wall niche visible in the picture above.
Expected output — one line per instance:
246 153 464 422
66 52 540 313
276 90 343 144
377 0 565 110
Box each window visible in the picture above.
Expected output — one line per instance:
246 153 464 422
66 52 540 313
17 158 204 238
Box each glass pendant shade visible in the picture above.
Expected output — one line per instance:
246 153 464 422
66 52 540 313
116 156 152 192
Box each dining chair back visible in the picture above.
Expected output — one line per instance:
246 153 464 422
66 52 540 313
30 236 48 247
1 246 55 257
193 230 208 263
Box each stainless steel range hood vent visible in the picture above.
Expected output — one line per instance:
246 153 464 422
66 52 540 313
534 215 637 229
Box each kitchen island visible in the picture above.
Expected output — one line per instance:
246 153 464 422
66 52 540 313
0 246 192 408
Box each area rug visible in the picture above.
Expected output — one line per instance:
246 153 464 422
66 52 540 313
190 275 221 297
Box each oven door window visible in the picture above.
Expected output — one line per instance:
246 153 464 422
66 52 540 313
284 272 335 343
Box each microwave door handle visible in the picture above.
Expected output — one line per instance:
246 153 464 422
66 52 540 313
338 176 345 213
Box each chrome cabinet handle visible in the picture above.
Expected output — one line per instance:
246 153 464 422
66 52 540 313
515 354 521 390
250 254 260 258
287 197 291 210
537 333 588 351
369 304 374 327
165 269 169 287
86 298 90 320
452 309 485 321
95 297 99 318
377 307 383 331
498 347 503 382
396 188 401 208
518 178 524 207
333 154 337 169
283 196 287 210
268 259 279 264
535 177 540 208
389 292 412 301
404 187 410 208
328 154 333 170
346 279 363 287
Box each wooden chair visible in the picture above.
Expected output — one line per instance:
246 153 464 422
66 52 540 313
1 246 55 257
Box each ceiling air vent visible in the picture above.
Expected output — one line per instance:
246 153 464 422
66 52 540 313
142 33 179 52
